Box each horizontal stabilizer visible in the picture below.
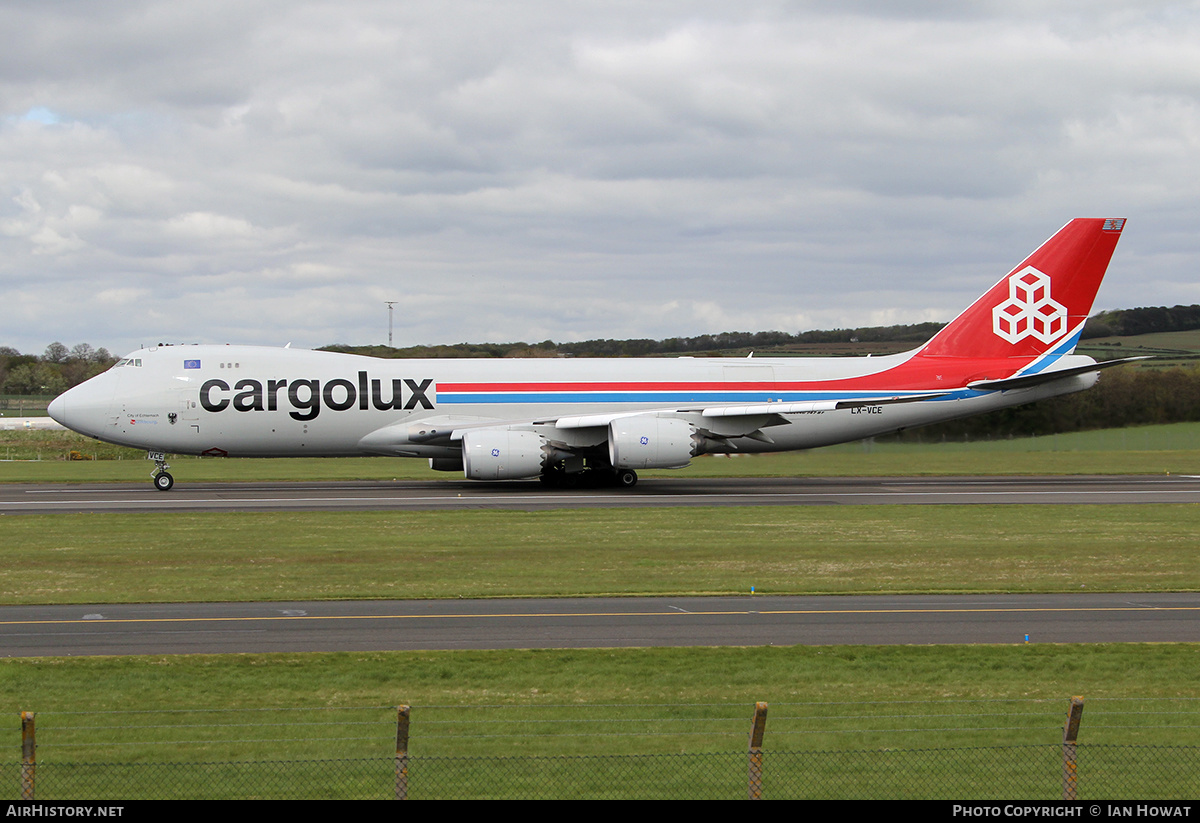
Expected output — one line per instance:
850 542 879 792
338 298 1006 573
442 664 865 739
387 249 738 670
967 357 1150 392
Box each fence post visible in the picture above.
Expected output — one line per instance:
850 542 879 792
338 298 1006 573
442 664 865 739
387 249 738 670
395 705 410 801
21 712 35 800
748 701 768 800
1062 696 1084 800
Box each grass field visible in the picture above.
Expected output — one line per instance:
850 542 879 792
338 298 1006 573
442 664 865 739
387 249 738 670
2 504 1198 604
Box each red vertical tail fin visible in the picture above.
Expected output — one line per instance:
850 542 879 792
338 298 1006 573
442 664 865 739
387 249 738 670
916 218 1125 360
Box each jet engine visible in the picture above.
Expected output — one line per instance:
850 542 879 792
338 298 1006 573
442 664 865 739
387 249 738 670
608 416 700 470
461 429 549 480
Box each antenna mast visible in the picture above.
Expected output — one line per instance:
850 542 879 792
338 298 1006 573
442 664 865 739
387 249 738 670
385 301 397 347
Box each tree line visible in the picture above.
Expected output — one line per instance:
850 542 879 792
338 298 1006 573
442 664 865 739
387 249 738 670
325 303 1200 361
322 322 950 360
324 304 1200 359
0 343 116 396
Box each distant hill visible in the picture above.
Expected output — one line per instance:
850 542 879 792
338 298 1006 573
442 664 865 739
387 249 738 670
1081 304 1200 338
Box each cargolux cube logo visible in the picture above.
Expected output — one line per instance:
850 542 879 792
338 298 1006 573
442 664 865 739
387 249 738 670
992 266 1068 344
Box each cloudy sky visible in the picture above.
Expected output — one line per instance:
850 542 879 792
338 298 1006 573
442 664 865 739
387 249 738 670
2 1 1198 356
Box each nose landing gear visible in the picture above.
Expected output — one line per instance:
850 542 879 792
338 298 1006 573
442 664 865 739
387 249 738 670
148 452 174 491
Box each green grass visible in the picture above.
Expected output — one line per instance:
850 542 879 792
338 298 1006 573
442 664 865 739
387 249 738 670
2 505 1198 605
7 645 1199 798
4 644 1199 759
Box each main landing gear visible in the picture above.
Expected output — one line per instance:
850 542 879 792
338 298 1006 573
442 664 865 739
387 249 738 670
148 452 174 491
539 465 638 489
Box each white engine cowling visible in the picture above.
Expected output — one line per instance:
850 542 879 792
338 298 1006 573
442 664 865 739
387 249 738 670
461 429 549 480
608 416 699 469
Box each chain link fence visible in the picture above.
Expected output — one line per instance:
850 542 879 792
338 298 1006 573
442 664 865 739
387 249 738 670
7 698 1200 800
7 745 1200 800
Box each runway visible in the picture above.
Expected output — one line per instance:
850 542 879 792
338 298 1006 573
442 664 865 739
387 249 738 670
2 593 1197 657
5 474 1200 513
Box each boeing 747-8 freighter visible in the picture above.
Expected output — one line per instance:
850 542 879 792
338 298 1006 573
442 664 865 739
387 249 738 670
49 218 1133 490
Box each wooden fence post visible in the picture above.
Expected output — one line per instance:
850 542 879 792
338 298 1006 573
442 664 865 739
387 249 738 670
21 712 35 800
1062 696 1084 800
395 705 410 800
748 701 768 800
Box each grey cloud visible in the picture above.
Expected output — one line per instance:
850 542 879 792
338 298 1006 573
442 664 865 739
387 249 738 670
0 1 1196 353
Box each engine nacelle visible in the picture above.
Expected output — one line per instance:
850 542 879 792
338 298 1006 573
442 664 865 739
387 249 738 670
608 416 699 470
461 429 548 480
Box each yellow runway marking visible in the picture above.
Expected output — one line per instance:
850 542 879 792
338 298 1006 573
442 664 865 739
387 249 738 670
3 604 1197 628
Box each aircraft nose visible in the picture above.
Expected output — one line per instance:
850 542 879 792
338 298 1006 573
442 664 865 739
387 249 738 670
47 378 115 438
47 393 67 425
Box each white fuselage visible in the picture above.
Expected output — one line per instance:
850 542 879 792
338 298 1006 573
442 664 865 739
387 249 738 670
48 343 1097 461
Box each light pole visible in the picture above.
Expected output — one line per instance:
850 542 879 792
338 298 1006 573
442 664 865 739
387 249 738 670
386 301 397 347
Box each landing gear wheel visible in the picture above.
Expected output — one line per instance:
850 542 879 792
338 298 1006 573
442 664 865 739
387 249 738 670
153 471 174 492
615 469 638 488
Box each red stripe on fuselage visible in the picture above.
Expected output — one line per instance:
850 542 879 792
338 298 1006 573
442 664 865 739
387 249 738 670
438 356 1036 395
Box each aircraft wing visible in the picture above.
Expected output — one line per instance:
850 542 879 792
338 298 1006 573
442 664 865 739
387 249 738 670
694 393 950 418
356 414 507 454
358 392 950 459
462 391 948 436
